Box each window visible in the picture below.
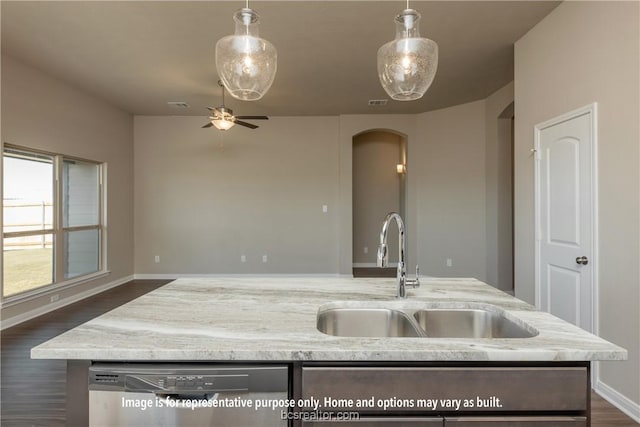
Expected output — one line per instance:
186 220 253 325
2 146 105 299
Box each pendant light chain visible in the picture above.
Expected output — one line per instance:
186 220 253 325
219 80 226 107
244 0 250 36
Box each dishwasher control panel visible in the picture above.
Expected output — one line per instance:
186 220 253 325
89 363 288 393
128 373 249 392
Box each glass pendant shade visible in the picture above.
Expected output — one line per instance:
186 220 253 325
377 9 438 101
215 8 277 101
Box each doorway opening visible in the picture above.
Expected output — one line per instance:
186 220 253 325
497 102 515 293
352 130 407 278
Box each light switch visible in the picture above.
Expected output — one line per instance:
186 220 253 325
322 205 328 213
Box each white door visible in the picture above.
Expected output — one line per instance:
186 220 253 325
535 104 597 332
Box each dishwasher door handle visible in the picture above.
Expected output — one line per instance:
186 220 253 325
156 393 211 399
155 391 248 400
155 392 216 402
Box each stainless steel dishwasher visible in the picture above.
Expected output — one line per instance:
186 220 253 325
89 363 289 427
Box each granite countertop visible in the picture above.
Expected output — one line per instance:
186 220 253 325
31 277 627 362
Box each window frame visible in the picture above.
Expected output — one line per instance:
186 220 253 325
2 144 108 302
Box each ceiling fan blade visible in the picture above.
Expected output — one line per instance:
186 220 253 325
202 122 214 128
236 115 269 120
234 120 259 130
206 106 215 111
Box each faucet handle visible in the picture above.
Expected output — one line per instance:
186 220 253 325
406 265 420 288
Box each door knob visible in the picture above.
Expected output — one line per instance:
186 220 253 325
576 256 589 265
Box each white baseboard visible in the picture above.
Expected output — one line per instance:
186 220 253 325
134 273 351 280
1 274 134 330
134 274 180 280
353 263 398 268
595 378 640 423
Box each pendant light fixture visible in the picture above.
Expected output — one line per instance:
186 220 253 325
377 1 438 101
215 1 277 101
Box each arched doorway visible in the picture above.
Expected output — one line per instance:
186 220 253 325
352 130 407 277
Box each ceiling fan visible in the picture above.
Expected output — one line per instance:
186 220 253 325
202 81 269 130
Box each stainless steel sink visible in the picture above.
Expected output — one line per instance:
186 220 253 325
317 308 422 337
317 305 538 339
413 308 537 338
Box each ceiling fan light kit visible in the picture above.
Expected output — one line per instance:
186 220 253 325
212 121 235 130
210 107 236 130
215 7 277 102
377 6 438 101
202 80 269 131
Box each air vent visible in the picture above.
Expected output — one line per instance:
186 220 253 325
167 101 191 108
94 374 119 383
368 99 388 106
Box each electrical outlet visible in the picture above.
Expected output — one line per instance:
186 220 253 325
50 294 60 303
262 255 268 263
154 255 160 263
241 255 246 263
446 258 453 267
364 246 369 254
322 205 328 213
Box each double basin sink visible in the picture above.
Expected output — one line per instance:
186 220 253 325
317 304 538 339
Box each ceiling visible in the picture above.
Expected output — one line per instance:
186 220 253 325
1 1 560 117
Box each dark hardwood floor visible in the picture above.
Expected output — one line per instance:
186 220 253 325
592 392 639 426
1 279 170 427
353 267 397 278
1 279 638 426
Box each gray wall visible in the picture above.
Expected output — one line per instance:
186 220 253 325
134 99 514 284
514 0 639 409
133 116 340 274
352 131 402 265
414 100 488 280
1 54 134 322
135 105 510 280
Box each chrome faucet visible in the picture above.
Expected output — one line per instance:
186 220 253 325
376 212 420 298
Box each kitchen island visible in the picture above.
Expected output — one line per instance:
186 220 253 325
31 277 627 426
